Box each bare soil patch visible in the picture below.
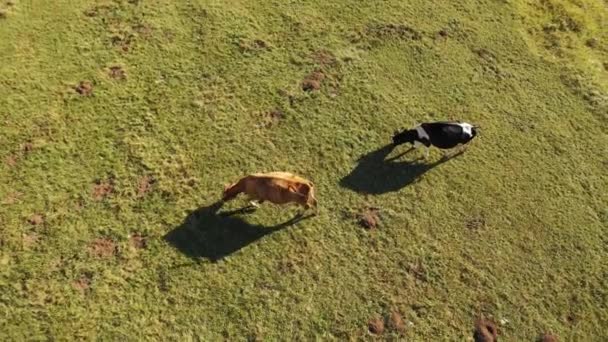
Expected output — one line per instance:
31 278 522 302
388 310 406 334
137 175 155 197
3 191 23 205
466 214 487 230
368 316 385 335
259 109 285 128
28 214 44 226
108 66 126 80
89 238 117 258
22 233 39 248
539 333 559 342
75 81 93 96
357 206 380 230
474 319 498 342
21 142 34 153
407 261 428 282
302 70 325 92
73 273 93 294
312 49 337 67
367 23 421 41
92 179 114 201
129 234 147 249
5 154 18 167
133 23 153 38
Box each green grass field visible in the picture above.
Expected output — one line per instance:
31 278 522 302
1 0 607 340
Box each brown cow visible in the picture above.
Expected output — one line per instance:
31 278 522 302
222 172 318 212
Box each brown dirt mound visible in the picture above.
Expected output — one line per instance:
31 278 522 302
466 214 486 230
108 66 126 80
130 234 147 249
75 81 93 96
73 273 92 294
21 142 34 153
92 179 113 201
474 319 498 342
358 207 380 230
539 333 559 342
89 238 117 258
368 317 385 335
388 310 406 334
28 214 44 226
137 175 155 197
260 109 284 128
3 191 23 205
302 71 325 92
133 23 153 38
367 23 421 41
312 49 337 66
407 261 427 282
23 233 39 248
5 154 17 167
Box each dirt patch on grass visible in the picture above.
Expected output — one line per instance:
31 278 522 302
129 234 147 249
3 191 23 205
92 179 114 201
75 81 93 96
367 23 422 41
22 233 39 248
258 109 285 128
5 142 35 168
28 214 44 226
21 142 33 153
108 66 126 80
312 49 337 67
435 19 471 41
368 316 385 335
133 23 153 39
302 70 325 92
560 72 607 110
111 34 135 52
474 319 498 342
407 261 427 282
5 154 18 167
73 273 93 294
473 48 506 79
238 38 271 54
84 4 113 17
357 206 380 230
388 310 406 334
137 175 155 197
539 333 559 342
466 214 487 230
89 238 117 258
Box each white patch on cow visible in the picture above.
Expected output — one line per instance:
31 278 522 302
414 125 430 140
458 122 474 137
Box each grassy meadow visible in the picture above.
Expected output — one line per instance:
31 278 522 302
1 0 607 340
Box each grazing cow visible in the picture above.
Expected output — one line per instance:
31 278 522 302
222 172 318 213
392 121 478 157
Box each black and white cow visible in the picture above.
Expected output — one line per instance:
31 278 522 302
392 121 478 157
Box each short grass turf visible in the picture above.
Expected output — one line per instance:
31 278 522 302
1 0 607 340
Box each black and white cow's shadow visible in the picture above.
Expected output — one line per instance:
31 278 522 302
339 144 463 195
164 201 312 262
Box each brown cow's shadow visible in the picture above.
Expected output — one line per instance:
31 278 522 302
339 144 464 194
164 201 312 262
